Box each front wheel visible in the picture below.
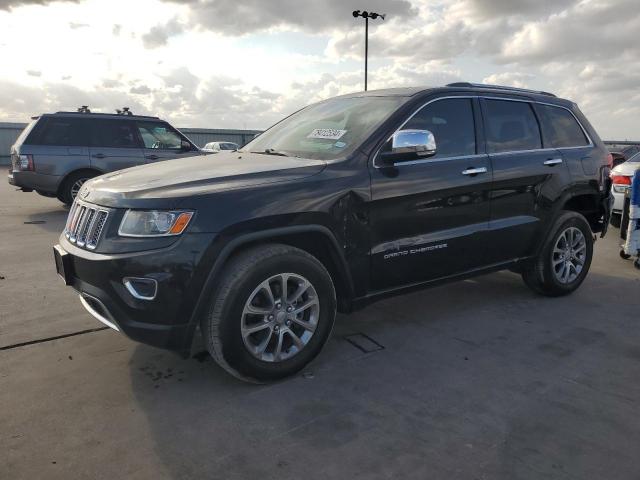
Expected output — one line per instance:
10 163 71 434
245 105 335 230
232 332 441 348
522 211 594 297
201 244 336 383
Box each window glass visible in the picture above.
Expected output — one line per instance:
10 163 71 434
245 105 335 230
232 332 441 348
37 118 88 146
15 119 38 145
484 100 542 153
628 152 640 163
220 143 236 150
402 98 476 158
243 96 407 160
90 120 139 148
137 122 183 150
537 104 589 148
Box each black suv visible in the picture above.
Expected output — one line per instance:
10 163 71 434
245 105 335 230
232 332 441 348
53 84 612 382
9 108 201 205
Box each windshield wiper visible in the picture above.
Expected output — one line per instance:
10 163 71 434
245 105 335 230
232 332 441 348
250 148 290 157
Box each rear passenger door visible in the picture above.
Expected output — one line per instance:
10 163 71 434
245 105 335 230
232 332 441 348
25 117 90 178
534 103 593 177
481 98 572 264
135 121 199 163
89 119 145 172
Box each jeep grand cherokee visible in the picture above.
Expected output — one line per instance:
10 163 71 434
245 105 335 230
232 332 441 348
53 83 612 382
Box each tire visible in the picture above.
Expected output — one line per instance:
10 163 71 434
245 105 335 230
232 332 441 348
36 190 56 198
201 244 337 383
610 213 622 229
522 211 594 297
58 171 97 206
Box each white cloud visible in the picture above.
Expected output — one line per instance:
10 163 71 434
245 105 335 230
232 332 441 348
142 17 185 48
159 0 416 35
0 0 638 139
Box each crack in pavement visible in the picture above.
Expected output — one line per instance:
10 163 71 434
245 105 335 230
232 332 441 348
0 327 109 351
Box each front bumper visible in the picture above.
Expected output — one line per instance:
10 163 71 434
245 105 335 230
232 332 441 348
612 188 626 213
54 232 217 354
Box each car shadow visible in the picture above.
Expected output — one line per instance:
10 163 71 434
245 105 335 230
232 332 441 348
23 205 69 233
125 266 640 478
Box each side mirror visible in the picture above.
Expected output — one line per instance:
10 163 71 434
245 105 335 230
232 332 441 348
180 140 192 151
377 129 437 166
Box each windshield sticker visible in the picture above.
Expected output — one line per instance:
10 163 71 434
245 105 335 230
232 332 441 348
307 128 347 140
334 141 347 148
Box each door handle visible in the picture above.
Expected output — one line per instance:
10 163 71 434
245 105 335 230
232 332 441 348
92 153 106 159
543 158 563 166
145 154 160 160
462 167 487 176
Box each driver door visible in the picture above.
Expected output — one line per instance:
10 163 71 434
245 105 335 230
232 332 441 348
368 96 493 291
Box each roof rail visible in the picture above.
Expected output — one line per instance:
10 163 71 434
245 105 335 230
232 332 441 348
53 110 159 119
446 82 556 97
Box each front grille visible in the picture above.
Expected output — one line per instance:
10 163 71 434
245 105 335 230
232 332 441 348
64 201 109 250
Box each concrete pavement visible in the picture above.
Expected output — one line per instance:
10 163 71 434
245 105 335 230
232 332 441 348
1 181 640 480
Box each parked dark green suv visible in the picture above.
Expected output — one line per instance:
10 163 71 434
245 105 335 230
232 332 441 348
8 108 202 205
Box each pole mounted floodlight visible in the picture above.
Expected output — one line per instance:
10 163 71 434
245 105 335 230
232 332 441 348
352 9 385 91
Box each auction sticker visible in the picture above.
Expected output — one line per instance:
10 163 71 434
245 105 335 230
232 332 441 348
307 128 347 140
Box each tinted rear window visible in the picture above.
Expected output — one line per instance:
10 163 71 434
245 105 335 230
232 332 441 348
14 119 38 146
33 117 88 146
537 104 589 148
484 100 542 153
90 120 140 148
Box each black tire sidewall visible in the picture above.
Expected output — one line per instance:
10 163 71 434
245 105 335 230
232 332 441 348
540 214 594 294
60 173 94 205
216 251 336 381
610 213 622 229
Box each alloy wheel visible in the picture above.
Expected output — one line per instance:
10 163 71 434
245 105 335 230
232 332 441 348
70 178 88 200
241 273 319 362
552 226 586 284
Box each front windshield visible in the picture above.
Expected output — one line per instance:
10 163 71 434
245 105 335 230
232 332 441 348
242 96 407 160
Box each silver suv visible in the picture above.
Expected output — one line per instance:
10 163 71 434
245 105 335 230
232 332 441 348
8 108 202 205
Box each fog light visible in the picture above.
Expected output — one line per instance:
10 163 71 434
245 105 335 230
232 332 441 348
123 277 158 300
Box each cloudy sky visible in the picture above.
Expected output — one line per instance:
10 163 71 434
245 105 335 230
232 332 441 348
0 0 638 139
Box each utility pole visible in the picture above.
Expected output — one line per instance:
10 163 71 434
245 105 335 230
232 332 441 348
352 10 385 91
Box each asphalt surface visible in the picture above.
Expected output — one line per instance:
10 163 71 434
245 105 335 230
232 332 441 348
1 180 640 480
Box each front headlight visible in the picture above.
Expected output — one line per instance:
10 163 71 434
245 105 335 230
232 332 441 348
118 210 194 237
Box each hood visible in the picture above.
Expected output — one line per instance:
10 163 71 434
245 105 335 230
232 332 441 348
612 161 640 176
82 151 326 207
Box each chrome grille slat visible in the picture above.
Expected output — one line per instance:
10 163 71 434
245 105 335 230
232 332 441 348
70 206 86 242
77 209 96 247
63 200 109 250
86 211 108 250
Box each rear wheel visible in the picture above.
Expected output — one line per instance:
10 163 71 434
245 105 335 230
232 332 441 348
522 211 594 297
201 244 336 383
610 212 622 229
36 190 56 198
58 171 97 205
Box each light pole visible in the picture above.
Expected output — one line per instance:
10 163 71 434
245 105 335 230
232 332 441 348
352 9 385 91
